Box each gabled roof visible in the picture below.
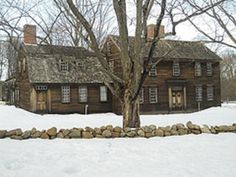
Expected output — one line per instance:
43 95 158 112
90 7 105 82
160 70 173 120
24 44 107 84
109 35 222 61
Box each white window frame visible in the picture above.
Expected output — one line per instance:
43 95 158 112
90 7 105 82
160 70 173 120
173 61 180 76
207 85 214 101
207 62 213 76
79 86 88 103
35 85 48 91
149 87 158 103
60 59 69 72
139 88 144 104
149 66 157 76
100 86 108 102
195 86 202 102
61 86 70 103
195 62 202 76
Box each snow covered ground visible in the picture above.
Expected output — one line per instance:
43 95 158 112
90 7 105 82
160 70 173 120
0 103 236 177
0 103 235 130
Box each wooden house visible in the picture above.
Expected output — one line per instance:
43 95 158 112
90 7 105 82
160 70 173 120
104 25 221 114
6 24 221 114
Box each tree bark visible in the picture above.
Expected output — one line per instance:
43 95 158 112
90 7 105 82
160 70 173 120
122 89 140 128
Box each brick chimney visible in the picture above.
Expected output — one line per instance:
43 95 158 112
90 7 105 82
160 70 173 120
147 24 165 39
23 24 37 44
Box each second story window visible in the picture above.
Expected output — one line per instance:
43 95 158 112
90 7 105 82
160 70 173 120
79 86 88 102
207 62 213 76
195 62 202 76
61 86 70 103
195 86 202 102
173 61 180 76
149 66 157 76
149 87 158 103
60 59 69 72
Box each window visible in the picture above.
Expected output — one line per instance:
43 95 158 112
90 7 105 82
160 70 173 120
195 62 201 76
139 88 144 104
60 59 69 72
61 86 70 103
149 87 158 103
149 66 157 76
18 61 21 73
79 86 88 102
195 86 202 102
35 85 48 91
207 62 213 76
100 86 108 102
173 61 180 76
207 85 214 101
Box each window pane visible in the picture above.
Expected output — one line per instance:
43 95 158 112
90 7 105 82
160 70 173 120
207 63 212 76
79 86 87 102
195 86 202 101
173 61 180 76
60 60 68 72
207 86 214 101
149 87 158 103
100 86 107 102
61 86 70 103
195 62 201 76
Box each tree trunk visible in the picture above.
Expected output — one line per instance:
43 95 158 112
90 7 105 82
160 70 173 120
122 90 140 128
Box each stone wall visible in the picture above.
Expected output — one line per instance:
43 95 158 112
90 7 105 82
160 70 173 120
0 121 236 140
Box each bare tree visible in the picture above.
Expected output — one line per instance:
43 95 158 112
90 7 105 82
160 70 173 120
221 50 236 101
182 0 236 49
55 0 225 128
0 41 8 80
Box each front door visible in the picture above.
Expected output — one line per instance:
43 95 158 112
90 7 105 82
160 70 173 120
172 91 183 111
37 91 47 112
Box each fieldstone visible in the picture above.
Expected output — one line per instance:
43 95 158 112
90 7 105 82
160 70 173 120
85 127 94 133
149 125 157 131
69 129 82 138
22 131 31 139
62 129 70 136
176 123 186 130
178 129 188 136
0 130 7 138
137 129 145 137
228 125 236 132
31 127 37 134
171 130 179 136
126 131 137 137
164 131 171 136
171 125 178 131
217 125 229 132
10 135 23 140
186 121 201 130
156 129 164 137
100 126 107 132
142 126 152 133
191 129 201 135
113 126 122 133
31 131 42 138
57 132 65 138
95 135 103 138
6 128 22 137
94 128 102 135
112 132 120 138
47 127 57 136
160 126 172 132
210 126 217 134
145 132 154 138
40 132 49 139
120 132 126 137
102 130 112 138
106 125 113 132
82 131 94 139
201 125 211 134
124 127 131 133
